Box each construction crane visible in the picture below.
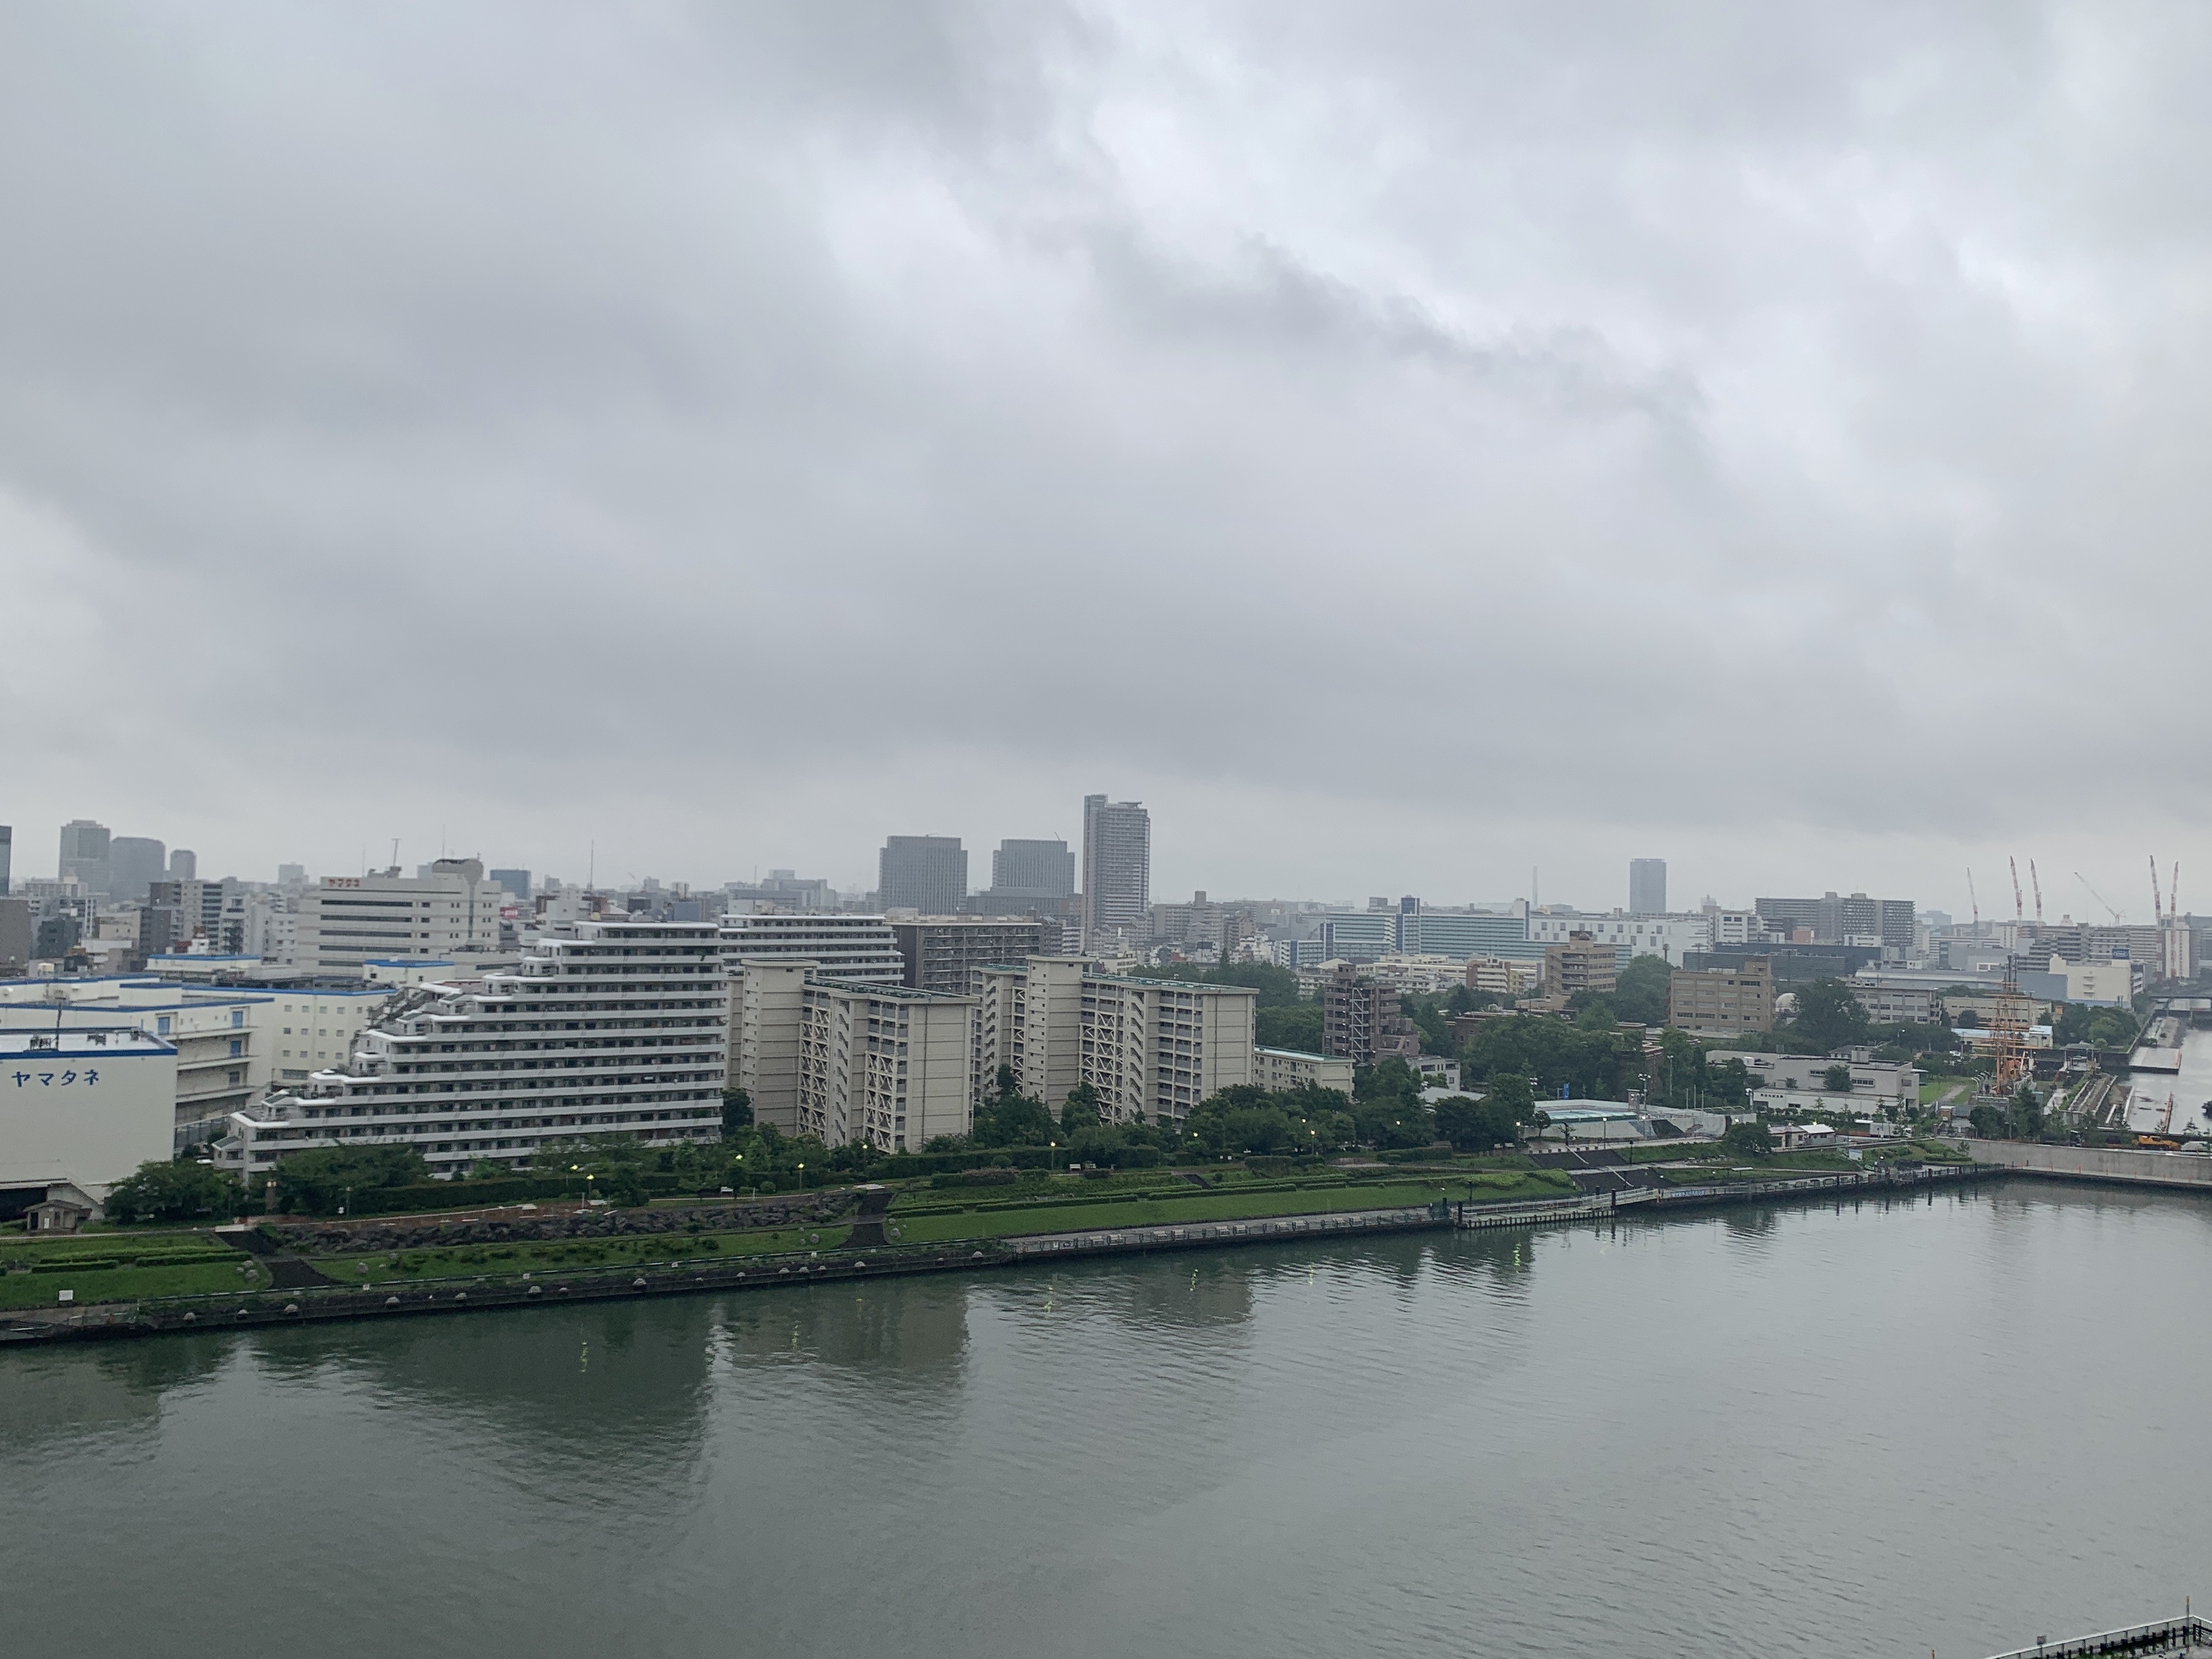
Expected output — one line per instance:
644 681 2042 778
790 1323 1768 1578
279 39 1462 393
2029 859 2045 924
2172 862 2182 925
2151 855 2164 928
2077 871 2122 925
1967 866 1981 928
2009 856 2026 923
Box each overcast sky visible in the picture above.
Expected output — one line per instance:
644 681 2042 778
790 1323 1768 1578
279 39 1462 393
2 2 2208 920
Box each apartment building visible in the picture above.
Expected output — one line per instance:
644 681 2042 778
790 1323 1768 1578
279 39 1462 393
1754 892 1915 950
293 859 507 975
971 956 1088 1105
216 920 727 1180
795 979 976 1150
972 958 1254 1126
726 959 811 1134
718 912 905 983
1254 1047 1355 1096
1543 932 1618 1000
890 916 1051 995
1081 796 1151 936
1465 956 1542 998
1665 958 1776 1036
1321 963 1420 1065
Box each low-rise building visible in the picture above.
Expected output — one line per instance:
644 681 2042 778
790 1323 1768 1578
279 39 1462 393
0 1026 176 1210
1466 956 1543 998
1253 1047 1354 1097
1708 1049 1920 1106
1667 958 1776 1036
292 860 508 977
1363 954 1479 997
1528 912 1712 963
1543 931 1618 1001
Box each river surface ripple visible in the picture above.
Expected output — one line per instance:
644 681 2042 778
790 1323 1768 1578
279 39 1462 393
5 1186 2208 1659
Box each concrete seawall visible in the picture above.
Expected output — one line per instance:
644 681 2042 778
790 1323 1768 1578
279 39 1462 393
1967 1140 2212 1190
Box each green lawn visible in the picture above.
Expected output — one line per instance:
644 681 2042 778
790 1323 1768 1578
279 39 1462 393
0 1260 255 1309
884 1173 1573 1244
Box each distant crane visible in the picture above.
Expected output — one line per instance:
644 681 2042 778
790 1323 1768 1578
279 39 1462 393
1967 866 1982 928
2151 855 2165 928
2172 862 2183 925
2029 859 2045 925
2009 856 2026 923
2076 871 2123 926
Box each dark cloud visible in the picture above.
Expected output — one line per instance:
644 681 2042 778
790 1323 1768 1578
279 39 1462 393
0 1 2206 911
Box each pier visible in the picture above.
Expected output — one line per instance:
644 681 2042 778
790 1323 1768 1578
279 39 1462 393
1984 1615 2212 1658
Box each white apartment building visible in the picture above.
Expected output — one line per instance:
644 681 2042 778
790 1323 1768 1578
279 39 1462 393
795 979 976 1151
717 912 905 983
1526 912 1712 963
216 920 726 1181
1254 1047 1354 1096
1363 953 1477 997
1466 956 1543 997
292 859 507 976
973 958 1256 1126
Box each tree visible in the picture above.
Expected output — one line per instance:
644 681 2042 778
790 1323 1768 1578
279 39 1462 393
1793 978 1871 1053
1720 1121 1774 1158
2011 1082 2046 1139
105 1159 244 1224
1483 1070 1538 1118
1823 1064 1854 1093
1255 1002 1325 1052
268 1145 431 1215
1401 994 1454 1055
1060 1083 1102 1132
1433 1094 1526 1153
721 1087 754 1134
1968 1101 2006 1139
1612 953 1673 1026
976 1092 1055 1146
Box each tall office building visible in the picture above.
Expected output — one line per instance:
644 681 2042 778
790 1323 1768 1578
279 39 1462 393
879 835 967 914
58 819 111 893
489 868 532 901
1081 796 1150 935
0 824 11 895
168 848 197 882
990 839 1075 896
109 837 168 903
1629 859 1667 916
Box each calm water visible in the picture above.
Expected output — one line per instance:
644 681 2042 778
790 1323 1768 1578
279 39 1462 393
6 1186 2210 1658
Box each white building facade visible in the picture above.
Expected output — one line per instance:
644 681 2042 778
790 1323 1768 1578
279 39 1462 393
216 920 726 1181
292 859 507 976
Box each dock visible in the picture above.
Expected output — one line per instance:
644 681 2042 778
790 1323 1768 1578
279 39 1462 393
1985 1615 2211 1657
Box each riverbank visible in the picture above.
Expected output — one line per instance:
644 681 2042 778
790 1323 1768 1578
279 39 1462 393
1 1159 1991 1347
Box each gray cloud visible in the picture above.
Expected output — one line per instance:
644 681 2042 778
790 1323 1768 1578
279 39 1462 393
1 0 2207 914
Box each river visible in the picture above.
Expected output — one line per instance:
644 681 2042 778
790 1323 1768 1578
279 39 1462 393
2125 1024 2212 1136
6 1185 2210 1658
